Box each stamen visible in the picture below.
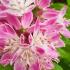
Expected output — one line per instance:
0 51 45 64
21 48 37 66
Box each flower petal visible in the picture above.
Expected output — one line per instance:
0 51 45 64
6 14 21 30
54 39 65 48
0 38 6 48
0 24 16 38
25 0 35 7
60 27 70 38
27 24 35 33
42 8 59 19
0 0 10 7
59 5 67 18
36 47 45 54
33 19 40 37
46 61 54 69
11 48 23 65
47 47 59 60
0 52 12 66
0 4 7 19
14 59 25 70
36 0 51 9
30 61 39 70
24 5 35 14
21 12 33 28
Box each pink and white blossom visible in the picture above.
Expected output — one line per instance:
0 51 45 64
0 0 70 70
0 0 35 16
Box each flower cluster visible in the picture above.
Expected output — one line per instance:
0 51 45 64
0 0 70 70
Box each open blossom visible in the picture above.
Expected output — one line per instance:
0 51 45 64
0 22 61 70
0 0 35 16
0 0 70 70
0 23 55 70
32 0 59 21
0 11 64 70
0 10 70 70
0 17 56 70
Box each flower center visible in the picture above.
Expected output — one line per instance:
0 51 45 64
4 36 20 53
4 35 37 66
21 48 37 65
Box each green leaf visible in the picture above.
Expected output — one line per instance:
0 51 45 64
67 0 70 6
0 64 13 70
0 65 4 70
51 3 64 10
65 6 70 19
5 65 13 70
58 49 70 62
54 63 63 70
59 59 70 70
61 37 70 53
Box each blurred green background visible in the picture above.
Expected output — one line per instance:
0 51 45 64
0 0 70 70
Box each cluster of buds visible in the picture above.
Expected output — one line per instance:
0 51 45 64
0 0 70 70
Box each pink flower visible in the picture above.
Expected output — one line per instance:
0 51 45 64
0 8 69 70
0 21 54 70
33 0 59 21
0 14 61 70
0 23 37 69
0 0 35 16
51 6 70 38
38 6 70 38
0 0 70 70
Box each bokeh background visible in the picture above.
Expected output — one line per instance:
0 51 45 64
0 0 70 70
